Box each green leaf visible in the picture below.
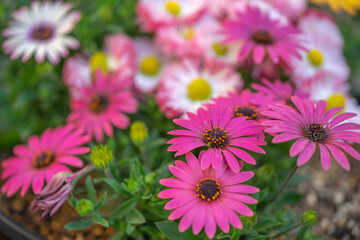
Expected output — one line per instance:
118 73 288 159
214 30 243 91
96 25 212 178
125 208 146 225
69 193 77 208
110 198 138 219
126 224 135 235
85 176 96 203
65 218 94 230
104 178 134 198
155 221 201 240
95 191 107 210
93 214 109 228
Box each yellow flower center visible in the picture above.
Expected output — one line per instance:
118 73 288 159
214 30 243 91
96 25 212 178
308 49 323 67
140 55 160 76
165 1 181 16
326 93 346 111
90 52 108 73
212 42 228 56
187 77 211 101
182 27 195 40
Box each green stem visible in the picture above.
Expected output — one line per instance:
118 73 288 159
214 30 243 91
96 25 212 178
269 164 298 203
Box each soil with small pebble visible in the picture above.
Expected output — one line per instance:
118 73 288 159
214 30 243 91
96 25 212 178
294 156 360 240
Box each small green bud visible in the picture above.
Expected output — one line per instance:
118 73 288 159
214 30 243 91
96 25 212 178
90 144 113 168
240 212 257 228
76 199 94 217
145 172 156 184
257 165 274 182
130 121 148 145
301 210 317 226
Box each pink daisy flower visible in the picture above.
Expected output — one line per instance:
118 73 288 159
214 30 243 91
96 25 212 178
222 6 304 64
2 1 81 64
156 58 242 118
168 106 266 172
1 125 90 197
67 70 138 142
267 0 307 21
158 152 258 238
252 78 308 107
262 96 360 171
136 0 206 32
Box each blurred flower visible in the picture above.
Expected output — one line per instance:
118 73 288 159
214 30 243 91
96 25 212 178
262 96 360 171
158 152 259 238
222 6 304 65
63 34 136 98
156 58 242 118
136 0 206 32
133 37 163 93
29 164 92 220
212 89 272 140
168 106 265 172
2 1 81 64
67 70 138 142
251 78 308 107
267 0 307 21
1 125 90 197
90 145 113 168
130 121 149 145
290 10 349 86
311 0 360 15
76 199 94 217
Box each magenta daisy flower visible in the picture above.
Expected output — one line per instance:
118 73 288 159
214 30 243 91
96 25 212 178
1 125 90 197
67 70 138 142
262 96 360 171
222 6 304 64
158 152 258 238
168 106 266 172
252 78 308 107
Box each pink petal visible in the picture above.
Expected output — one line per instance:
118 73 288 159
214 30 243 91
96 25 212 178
169 165 197 185
201 149 213 170
185 152 204 179
272 133 301 143
222 150 240 173
221 171 254 186
222 198 254 217
297 142 316 166
289 138 309 157
56 156 84 168
318 144 331 171
164 195 196 210
168 200 198 220
253 45 265 64
326 144 350 171
159 178 194 189
158 189 194 199
211 148 222 169
192 202 207 234
178 202 200 232
211 202 230 233
32 171 45 194
226 146 256 165
222 184 259 194
205 208 217 239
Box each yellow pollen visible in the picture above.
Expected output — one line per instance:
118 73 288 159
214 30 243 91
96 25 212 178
308 49 324 67
140 55 160 76
326 93 346 111
90 52 108 73
165 1 181 16
187 77 212 101
182 27 195 40
212 42 228 56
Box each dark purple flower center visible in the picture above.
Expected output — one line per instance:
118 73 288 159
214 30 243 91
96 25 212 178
235 105 258 120
31 26 54 41
89 94 109 113
33 151 54 168
252 30 273 44
196 178 221 201
303 123 327 143
204 127 228 148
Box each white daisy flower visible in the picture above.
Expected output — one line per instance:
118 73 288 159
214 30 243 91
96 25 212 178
2 1 81 64
133 37 163 94
136 0 206 32
156 59 242 118
290 10 349 85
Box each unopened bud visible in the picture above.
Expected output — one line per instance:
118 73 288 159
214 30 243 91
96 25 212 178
90 144 113 168
76 199 94 217
301 210 317 226
130 121 148 145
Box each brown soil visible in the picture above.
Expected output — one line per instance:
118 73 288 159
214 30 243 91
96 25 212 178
0 192 115 240
295 158 360 240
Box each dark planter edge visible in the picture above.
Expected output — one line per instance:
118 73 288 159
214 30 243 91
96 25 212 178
0 210 47 240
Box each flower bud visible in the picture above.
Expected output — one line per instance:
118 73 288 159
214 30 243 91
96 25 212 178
76 199 94 217
130 121 148 145
301 210 317 226
90 144 113 168
240 212 257 228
